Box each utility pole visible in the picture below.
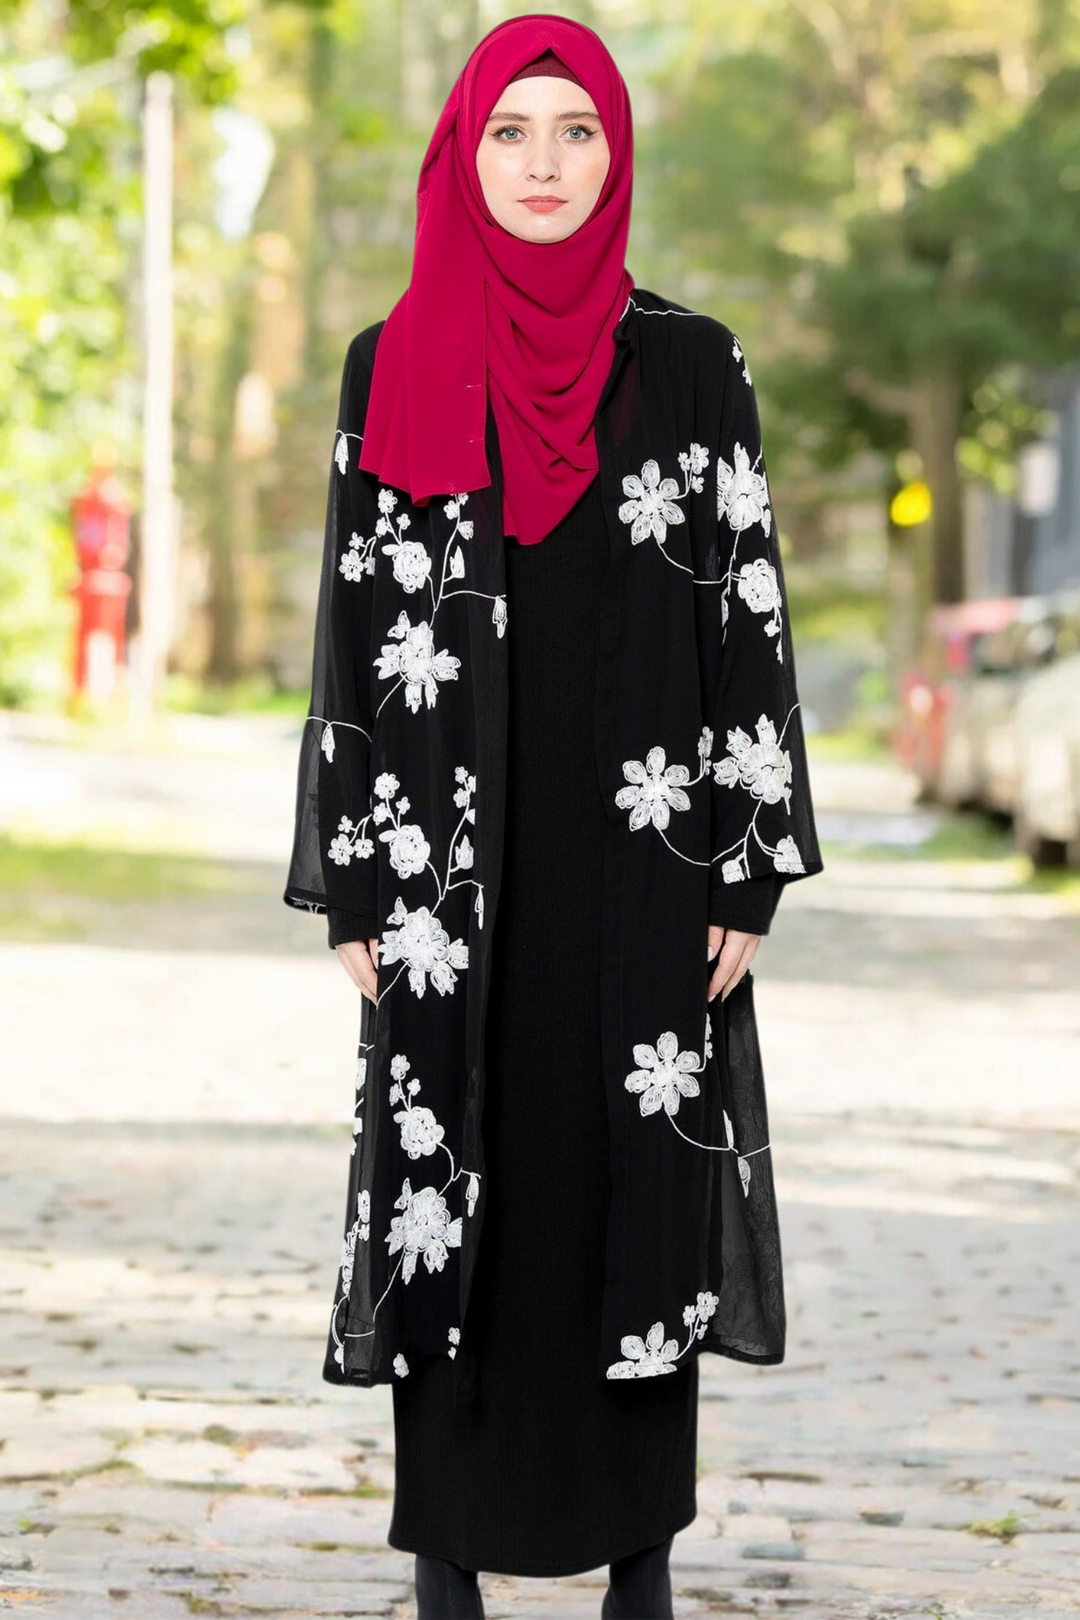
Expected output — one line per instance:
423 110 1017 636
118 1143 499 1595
129 69 178 726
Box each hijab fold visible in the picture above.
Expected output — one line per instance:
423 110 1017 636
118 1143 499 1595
358 14 635 546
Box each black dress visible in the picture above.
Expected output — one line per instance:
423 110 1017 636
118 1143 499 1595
328 472 780 1578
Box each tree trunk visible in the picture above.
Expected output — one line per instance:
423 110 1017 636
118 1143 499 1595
911 360 965 605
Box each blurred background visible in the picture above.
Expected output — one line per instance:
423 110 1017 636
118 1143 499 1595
2 2 1079 1616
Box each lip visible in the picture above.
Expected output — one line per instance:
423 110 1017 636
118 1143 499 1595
519 195 568 212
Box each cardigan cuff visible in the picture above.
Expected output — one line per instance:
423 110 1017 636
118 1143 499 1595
327 905 380 949
708 872 782 936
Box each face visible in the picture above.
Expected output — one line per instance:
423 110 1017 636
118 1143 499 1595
475 74 611 243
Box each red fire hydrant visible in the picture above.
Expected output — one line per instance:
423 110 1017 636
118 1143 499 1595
70 446 133 702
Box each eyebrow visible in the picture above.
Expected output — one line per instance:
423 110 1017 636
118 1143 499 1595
485 109 601 122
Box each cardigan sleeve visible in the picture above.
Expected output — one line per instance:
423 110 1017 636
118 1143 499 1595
283 333 381 927
327 904 381 949
703 329 824 919
708 870 781 935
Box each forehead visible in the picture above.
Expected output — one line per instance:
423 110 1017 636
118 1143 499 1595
487 75 599 116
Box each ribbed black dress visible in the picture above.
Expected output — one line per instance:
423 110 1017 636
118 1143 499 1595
328 472 779 1578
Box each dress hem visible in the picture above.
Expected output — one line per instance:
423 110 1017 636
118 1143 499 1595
385 1496 699 1580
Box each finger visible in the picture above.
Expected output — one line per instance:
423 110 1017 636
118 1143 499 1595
336 941 378 1003
340 952 365 995
709 930 762 1001
356 944 378 1003
707 932 745 1001
720 937 759 1001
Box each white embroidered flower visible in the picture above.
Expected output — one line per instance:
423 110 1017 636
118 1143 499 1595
736 557 781 615
619 459 687 544
384 538 432 594
732 333 751 386
386 1178 463 1283
394 1103 445 1160
722 857 745 884
339 534 375 582
625 1030 702 1117
466 1172 480 1217
357 1187 370 1239
606 1319 681 1378
724 1110 755 1197
444 496 475 541
380 822 431 880
453 766 477 812
716 443 772 536
492 596 507 637
374 773 400 801
713 714 793 809
698 725 713 762
453 834 474 871
447 1326 460 1359
378 487 397 516
340 1222 358 1289
334 433 349 475
327 813 374 867
374 615 461 714
773 835 804 874
320 723 335 762
449 547 465 579
615 745 692 832
685 1289 719 1338
379 899 469 998
393 1352 409 1377
677 443 710 489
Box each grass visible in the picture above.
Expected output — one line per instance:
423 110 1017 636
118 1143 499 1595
816 802 1080 901
0 833 260 906
786 571 886 649
163 671 309 719
963 1509 1025 1542
806 724 894 765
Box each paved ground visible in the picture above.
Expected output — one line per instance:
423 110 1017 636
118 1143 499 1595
1 710 1079 1617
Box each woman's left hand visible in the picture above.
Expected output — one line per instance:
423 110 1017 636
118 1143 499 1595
707 924 760 1003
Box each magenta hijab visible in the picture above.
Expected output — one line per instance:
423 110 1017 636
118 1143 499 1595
357 14 635 546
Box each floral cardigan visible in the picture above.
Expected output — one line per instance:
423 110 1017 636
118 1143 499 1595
283 286 823 1395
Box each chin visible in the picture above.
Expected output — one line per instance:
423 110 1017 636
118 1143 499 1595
510 212 584 244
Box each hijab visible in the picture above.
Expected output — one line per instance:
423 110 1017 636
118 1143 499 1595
357 14 635 546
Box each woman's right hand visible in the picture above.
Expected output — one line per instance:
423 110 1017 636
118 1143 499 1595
336 937 380 1003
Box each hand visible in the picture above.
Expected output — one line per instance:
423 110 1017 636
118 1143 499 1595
335 936 380 1003
707 923 760 1004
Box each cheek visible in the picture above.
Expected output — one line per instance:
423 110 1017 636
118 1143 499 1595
579 141 611 199
475 141 511 205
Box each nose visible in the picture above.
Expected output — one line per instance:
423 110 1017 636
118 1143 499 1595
525 135 560 183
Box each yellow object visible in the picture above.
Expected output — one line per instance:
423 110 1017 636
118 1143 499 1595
890 479 933 527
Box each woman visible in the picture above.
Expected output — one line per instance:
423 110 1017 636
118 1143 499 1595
283 14 823 1618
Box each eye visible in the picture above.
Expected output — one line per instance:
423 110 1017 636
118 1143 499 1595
565 124 596 141
492 125 524 141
